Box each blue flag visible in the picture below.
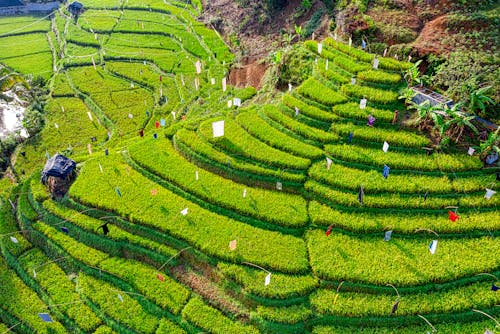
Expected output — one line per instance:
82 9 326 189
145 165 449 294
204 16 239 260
383 165 390 179
153 133 158 139
160 118 166 126
348 132 354 144
61 227 69 234
361 39 366 50
115 186 122 197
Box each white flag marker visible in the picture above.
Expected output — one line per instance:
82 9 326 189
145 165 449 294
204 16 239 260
87 112 93 121
195 170 199 180
195 60 201 74
276 182 282 191
180 208 188 216
325 59 329 70
326 157 332 170
467 147 475 156
118 294 124 302
382 141 389 153
288 83 292 92
317 43 322 54
429 240 438 255
10 236 18 244
373 58 379 69
128 113 133 119
211 78 215 85
212 120 225 138
172 112 176 120
54 123 59 129
222 77 227 92
33 269 36 278
264 273 271 286
227 100 232 108
98 163 103 173
360 98 367 109
233 98 241 107
351 77 356 85
243 188 247 198
485 189 496 200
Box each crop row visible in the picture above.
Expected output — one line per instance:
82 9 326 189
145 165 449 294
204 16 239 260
282 94 339 122
236 107 324 159
218 262 318 300
262 105 338 143
340 84 399 105
332 102 395 123
305 40 371 73
199 117 311 170
69 155 309 273
310 283 500 317
174 129 306 184
0 16 50 36
309 160 497 195
325 144 483 172
0 258 67 333
306 229 500 286
306 180 500 210
17 248 102 331
330 122 429 148
79 9 120 32
309 200 500 234
315 59 350 85
107 32 182 52
357 70 402 85
297 77 348 106
127 136 309 227
323 38 412 71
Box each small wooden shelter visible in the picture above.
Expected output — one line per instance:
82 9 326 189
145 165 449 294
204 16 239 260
40 154 77 198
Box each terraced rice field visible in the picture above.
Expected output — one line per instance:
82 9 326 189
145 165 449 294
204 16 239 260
0 1 498 333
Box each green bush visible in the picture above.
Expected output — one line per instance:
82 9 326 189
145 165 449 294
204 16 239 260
325 144 483 172
182 297 259 334
128 136 309 228
298 77 348 106
306 229 500 286
278 45 315 87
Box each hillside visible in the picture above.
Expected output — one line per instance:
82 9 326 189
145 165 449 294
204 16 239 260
0 1 499 334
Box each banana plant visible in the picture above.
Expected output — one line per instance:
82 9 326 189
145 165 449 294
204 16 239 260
445 104 479 143
479 128 500 159
468 85 494 115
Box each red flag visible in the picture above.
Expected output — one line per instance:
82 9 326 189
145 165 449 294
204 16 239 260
325 225 333 236
448 211 459 222
159 75 162 82
156 273 165 281
155 121 160 128
151 189 157 196
139 129 144 137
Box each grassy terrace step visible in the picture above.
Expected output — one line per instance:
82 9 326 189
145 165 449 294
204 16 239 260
332 102 395 124
309 201 500 234
305 40 371 74
181 296 260 334
340 84 399 105
310 284 500 320
32 222 191 314
357 70 402 85
218 263 319 300
282 94 339 123
68 67 154 138
261 105 338 143
0 15 50 36
309 161 496 195
329 122 429 148
306 229 500 286
69 155 309 273
236 108 324 159
306 179 500 210
17 249 102 332
326 144 483 172
79 9 120 32
78 273 159 333
41 199 178 258
313 320 500 334
315 59 350 85
0 259 67 333
255 304 312 324
174 129 305 184
323 38 412 71
199 117 311 170
128 136 308 228
297 77 348 106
